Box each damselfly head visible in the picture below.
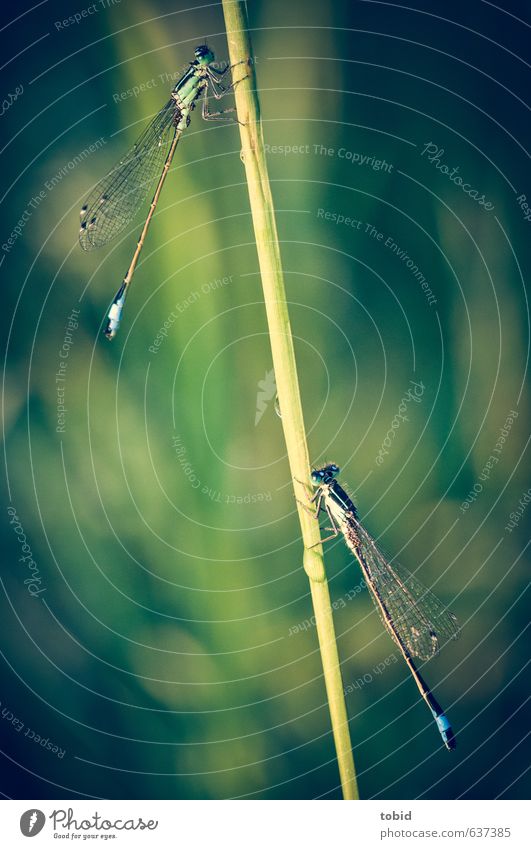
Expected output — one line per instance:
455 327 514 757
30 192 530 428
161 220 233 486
194 45 215 66
310 464 340 485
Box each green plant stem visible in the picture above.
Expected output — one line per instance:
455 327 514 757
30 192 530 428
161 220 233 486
221 0 359 801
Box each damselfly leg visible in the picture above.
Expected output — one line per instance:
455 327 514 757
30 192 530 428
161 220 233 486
293 480 342 545
202 61 248 122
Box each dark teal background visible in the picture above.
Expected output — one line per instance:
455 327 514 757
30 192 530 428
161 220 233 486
1 0 529 799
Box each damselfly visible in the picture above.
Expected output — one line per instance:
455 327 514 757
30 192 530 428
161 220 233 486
79 45 240 339
308 464 459 750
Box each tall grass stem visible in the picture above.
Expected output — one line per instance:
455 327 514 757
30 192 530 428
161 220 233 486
221 0 359 800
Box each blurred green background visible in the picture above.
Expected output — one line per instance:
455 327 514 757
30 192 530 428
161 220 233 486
1 0 529 800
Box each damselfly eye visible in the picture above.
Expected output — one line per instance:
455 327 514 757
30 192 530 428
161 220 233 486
194 44 214 64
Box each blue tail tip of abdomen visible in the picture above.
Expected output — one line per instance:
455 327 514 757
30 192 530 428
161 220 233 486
442 726 456 751
436 714 456 751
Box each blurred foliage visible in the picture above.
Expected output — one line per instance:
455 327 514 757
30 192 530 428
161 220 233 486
1 0 529 799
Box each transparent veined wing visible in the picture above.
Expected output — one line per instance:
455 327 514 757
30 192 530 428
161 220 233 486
79 98 179 250
346 517 459 661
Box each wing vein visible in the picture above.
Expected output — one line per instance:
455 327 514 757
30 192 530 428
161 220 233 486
79 99 179 250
